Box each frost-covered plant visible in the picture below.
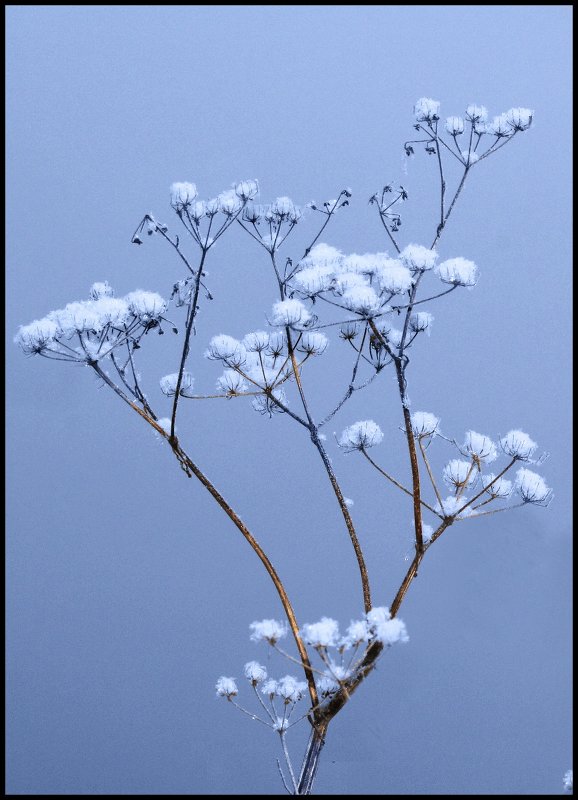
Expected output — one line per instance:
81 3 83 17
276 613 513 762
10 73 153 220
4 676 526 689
16 100 556 795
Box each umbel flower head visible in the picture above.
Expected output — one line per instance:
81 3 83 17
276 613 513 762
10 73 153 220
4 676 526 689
499 430 538 461
338 420 383 452
170 181 198 209
410 411 440 438
215 677 238 698
249 619 288 645
414 97 440 122
515 468 552 506
159 372 195 398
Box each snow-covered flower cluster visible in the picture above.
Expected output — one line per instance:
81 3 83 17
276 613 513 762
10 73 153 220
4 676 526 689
410 411 440 438
409 98 533 169
563 769 573 794
159 372 195 398
15 283 169 363
436 257 478 287
499 430 538 461
338 420 383 452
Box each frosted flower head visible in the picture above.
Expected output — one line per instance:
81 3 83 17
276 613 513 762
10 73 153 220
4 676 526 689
488 114 511 137
252 388 288 416
333 271 368 295
243 661 267 685
366 607 408 646
276 675 307 703
505 107 534 131
443 459 478 490
218 189 243 216
400 244 438 273
461 431 498 463
301 242 344 270
515 468 552 506
301 617 340 648
292 265 334 296
340 619 370 650
410 411 440 438
271 196 300 222
499 430 538 461
436 257 478 287
249 619 288 645
170 182 198 209
270 298 312 329
338 420 383 452
341 285 383 317
125 291 167 323
242 331 270 353
445 116 465 135
414 97 440 122
216 369 248 396
159 371 195 398
266 331 287 357
261 679 278 698
89 281 114 300
465 105 488 123
15 318 58 354
435 495 473 519
91 297 130 328
563 770 573 794
296 331 329 356
409 311 434 335
481 474 513 499
234 179 259 201
215 677 238 698
205 334 246 366
376 263 413 295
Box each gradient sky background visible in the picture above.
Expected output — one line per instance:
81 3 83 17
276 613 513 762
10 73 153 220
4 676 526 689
6 6 572 795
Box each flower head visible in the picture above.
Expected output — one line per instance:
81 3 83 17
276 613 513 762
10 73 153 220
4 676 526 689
215 677 238 698
465 105 488 123
301 617 340 648
505 107 533 131
341 285 383 317
170 182 198 209
400 244 438 273
409 311 434 335
270 299 312 329
515 468 552 506
461 431 498 463
563 770 573 794
338 420 383 452
205 334 246 366
159 371 195 398
410 411 440 438
436 257 478 287
249 619 288 645
414 97 440 122
481 474 513 499
499 430 538 461
434 495 473 519
443 459 478 490
296 331 329 356
216 369 248 396
445 116 465 135
276 675 307 703
14 318 58 354
125 291 167 323
243 661 267 685
234 179 259 201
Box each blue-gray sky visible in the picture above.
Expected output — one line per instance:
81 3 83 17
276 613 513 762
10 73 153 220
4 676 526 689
6 6 572 795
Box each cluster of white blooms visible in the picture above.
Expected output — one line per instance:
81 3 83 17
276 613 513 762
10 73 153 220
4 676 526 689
301 617 340 648
414 97 440 122
400 244 438 273
563 770 573 794
445 116 465 135
159 372 195 398
410 411 440 438
15 284 168 362
410 99 532 170
249 619 288 645
442 459 478 490
338 420 383 452
436 257 479 287
499 430 538 461
481 474 513 499
170 181 198 209
215 676 238 698
409 311 434 336
515 468 553 506
461 430 498 463
270 298 312 329
296 331 329 356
